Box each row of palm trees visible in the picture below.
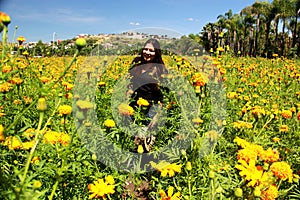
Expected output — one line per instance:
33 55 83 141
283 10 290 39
194 0 300 57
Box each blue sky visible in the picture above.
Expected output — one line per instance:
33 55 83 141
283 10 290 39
1 0 257 42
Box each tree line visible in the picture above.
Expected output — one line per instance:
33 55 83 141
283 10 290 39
190 0 300 58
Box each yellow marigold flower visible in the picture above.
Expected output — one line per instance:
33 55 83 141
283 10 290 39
98 81 106 87
234 137 250 148
227 92 237 99
58 105 72 115
22 140 35 150
261 184 278 200
137 97 149 107
279 125 288 132
281 109 292 119
0 125 5 141
104 119 115 128
270 161 293 182
2 65 12 73
233 121 253 129
159 186 181 200
251 106 265 116
17 36 26 44
3 136 23 150
76 100 94 110
105 175 114 185
88 177 115 199
0 82 12 93
237 148 258 163
31 156 40 164
272 137 280 143
118 103 134 116
235 159 263 187
42 131 70 146
150 161 182 177
23 128 35 138
259 148 280 163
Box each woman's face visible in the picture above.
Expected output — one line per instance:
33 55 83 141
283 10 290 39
142 43 155 62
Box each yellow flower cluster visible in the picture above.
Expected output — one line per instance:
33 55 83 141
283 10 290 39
88 175 115 199
150 160 182 177
233 121 253 129
234 137 294 199
43 131 70 146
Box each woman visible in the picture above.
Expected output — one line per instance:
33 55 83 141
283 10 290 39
127 38 168 152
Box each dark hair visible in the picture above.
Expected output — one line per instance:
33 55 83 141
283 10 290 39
134 38 164 65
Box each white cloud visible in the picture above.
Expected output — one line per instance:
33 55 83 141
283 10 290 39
129 22 140 26
187 17 194 21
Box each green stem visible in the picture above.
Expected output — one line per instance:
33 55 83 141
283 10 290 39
2 25 8 61
20 111 44 188
49 178 60 200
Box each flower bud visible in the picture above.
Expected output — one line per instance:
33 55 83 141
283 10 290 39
234 188 243 198
37 98 47 111
75 38 86 49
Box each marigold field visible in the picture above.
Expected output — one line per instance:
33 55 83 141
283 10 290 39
1 20 300 200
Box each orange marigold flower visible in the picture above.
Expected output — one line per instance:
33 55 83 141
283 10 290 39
40 76 51 83
259 148 280 163
118 103 134 116
270 161 293 182
261 184 278 200
281 110 292 119
2 65 12 73
297 111 300 121
191 72 207 87
279 125 288 132
0 82 12 93
9 77 23 85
